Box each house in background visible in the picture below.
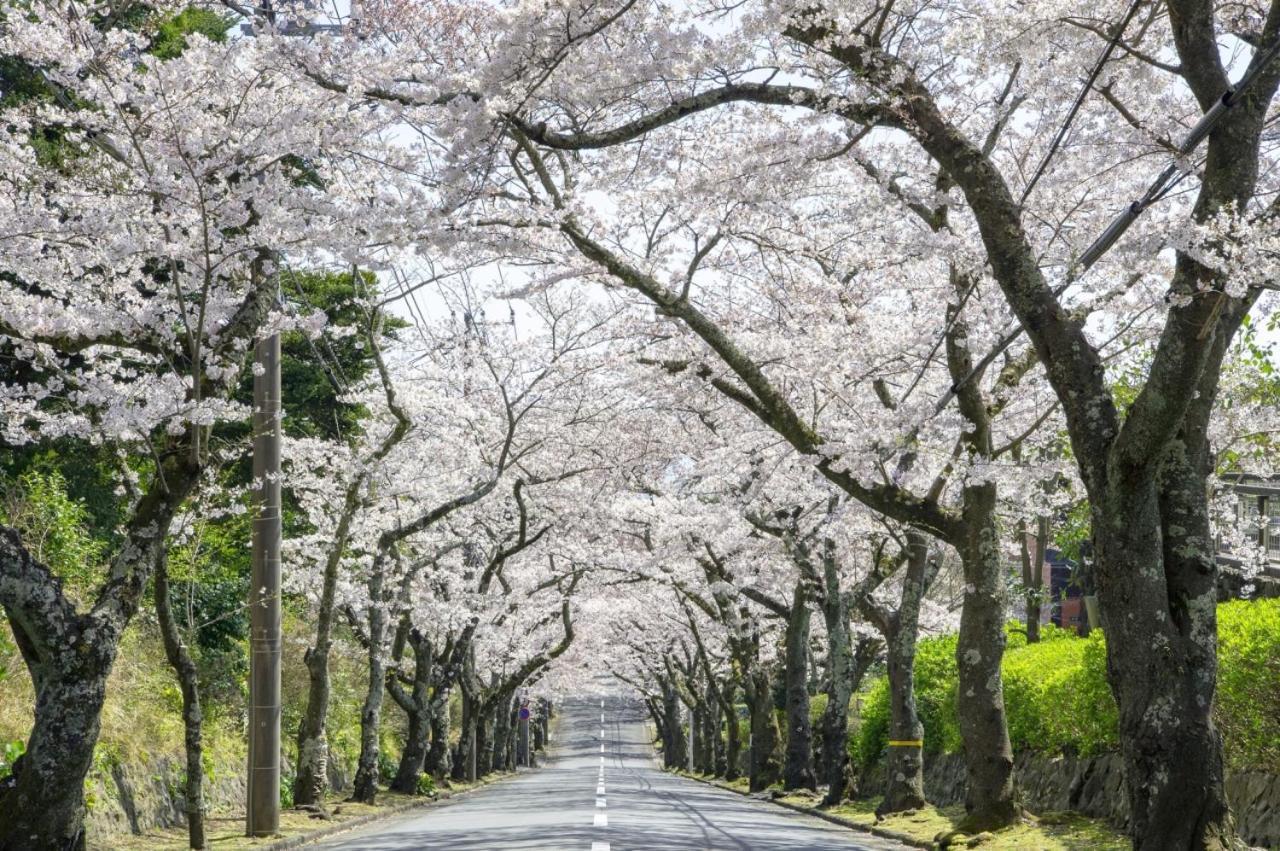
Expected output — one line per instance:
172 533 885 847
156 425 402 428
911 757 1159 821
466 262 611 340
1012 538 1088 634
1044 548 1087 632
1217 473 1280 599
1014 474 1279 636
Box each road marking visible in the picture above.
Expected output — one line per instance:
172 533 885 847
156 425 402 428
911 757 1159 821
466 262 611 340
600 727 606 738
594 812 608 827
599 756 604 765
600 742 605 752
597 784 605 795
591 843 610 851
596 796 606 808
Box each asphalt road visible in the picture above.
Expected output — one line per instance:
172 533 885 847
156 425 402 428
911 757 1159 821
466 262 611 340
313 695 910 851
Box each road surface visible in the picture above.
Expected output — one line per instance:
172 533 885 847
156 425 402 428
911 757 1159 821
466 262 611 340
313 695 910 850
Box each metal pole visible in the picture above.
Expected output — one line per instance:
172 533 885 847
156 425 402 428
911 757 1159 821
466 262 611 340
247 332 282 836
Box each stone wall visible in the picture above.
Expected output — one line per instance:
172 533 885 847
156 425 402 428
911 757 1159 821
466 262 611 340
85 751 352 841
85 753 247 839
860 751 1280 848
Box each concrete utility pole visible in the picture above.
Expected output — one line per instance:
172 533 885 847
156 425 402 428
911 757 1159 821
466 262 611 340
247 332 283 836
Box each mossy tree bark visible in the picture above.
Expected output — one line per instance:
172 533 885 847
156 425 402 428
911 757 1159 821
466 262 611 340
424 693 453 780
815 540 883 806
780 580 816 791
0 453 200 850
387 630 433 794
850 532 939 817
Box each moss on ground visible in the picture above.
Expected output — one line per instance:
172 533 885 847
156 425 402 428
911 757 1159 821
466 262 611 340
776 794 1129 850
98 777 510 851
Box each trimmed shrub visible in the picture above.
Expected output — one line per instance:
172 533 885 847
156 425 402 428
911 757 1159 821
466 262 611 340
853 601 1278 772
1217 598 1280 772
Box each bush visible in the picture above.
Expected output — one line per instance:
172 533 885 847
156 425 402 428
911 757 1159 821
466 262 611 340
999 627 1116 756
416 772 436 796
853 632 965 768
1217 598 1280 771
853 602 1278 771
0 739 24 781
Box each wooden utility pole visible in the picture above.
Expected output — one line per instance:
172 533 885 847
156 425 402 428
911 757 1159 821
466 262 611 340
247 332 282 836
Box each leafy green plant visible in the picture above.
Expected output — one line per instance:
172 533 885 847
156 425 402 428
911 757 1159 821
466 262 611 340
148 7 233 59
1 469 107 602
416 772 436 797
0 738 24 781
279 771 295 809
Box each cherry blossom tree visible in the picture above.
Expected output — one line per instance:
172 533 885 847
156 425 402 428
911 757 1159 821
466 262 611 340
0 4 395 842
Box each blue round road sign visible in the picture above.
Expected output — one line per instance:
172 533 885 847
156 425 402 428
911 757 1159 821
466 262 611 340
519 707 531 720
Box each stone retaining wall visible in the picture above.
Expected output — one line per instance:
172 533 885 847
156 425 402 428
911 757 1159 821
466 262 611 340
85 752 353 840
862 751 1279 848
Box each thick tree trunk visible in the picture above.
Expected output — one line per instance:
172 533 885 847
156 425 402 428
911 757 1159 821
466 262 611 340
817 551 854 806
644 696 666 752
695 700 716 774
1019 517 1048 644
722 678 741 781
388 633 432 794
701 685 721 778
386 629 432 788
818 640 852 804
781 581 816 791
351 560 390 804
880 619 926 814
425 695 452 780
0 452 196 850
155 559 205 849
954 484 1018 830
0 617 111 851
475 704 493 779
294 649 331 806
1093 426 1237 849
661 682 687 770
822 633 879 806
391 704 429 794
532 701 547 753
452 702 476 782
744 667 780 791
491 697 513 773
875 534 937 815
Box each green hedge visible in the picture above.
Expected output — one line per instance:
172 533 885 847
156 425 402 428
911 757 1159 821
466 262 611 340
1217 598 1280 771
854 599 1279 773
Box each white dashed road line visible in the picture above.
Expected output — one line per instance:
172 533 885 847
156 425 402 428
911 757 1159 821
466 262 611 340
591 712 610 851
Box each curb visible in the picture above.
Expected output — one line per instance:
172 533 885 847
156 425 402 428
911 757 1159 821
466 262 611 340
668 770 932 850
262 771 523 849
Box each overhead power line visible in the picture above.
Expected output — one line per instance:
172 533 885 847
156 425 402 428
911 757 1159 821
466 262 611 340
1076 34 1280 271
1019 0 1146 207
